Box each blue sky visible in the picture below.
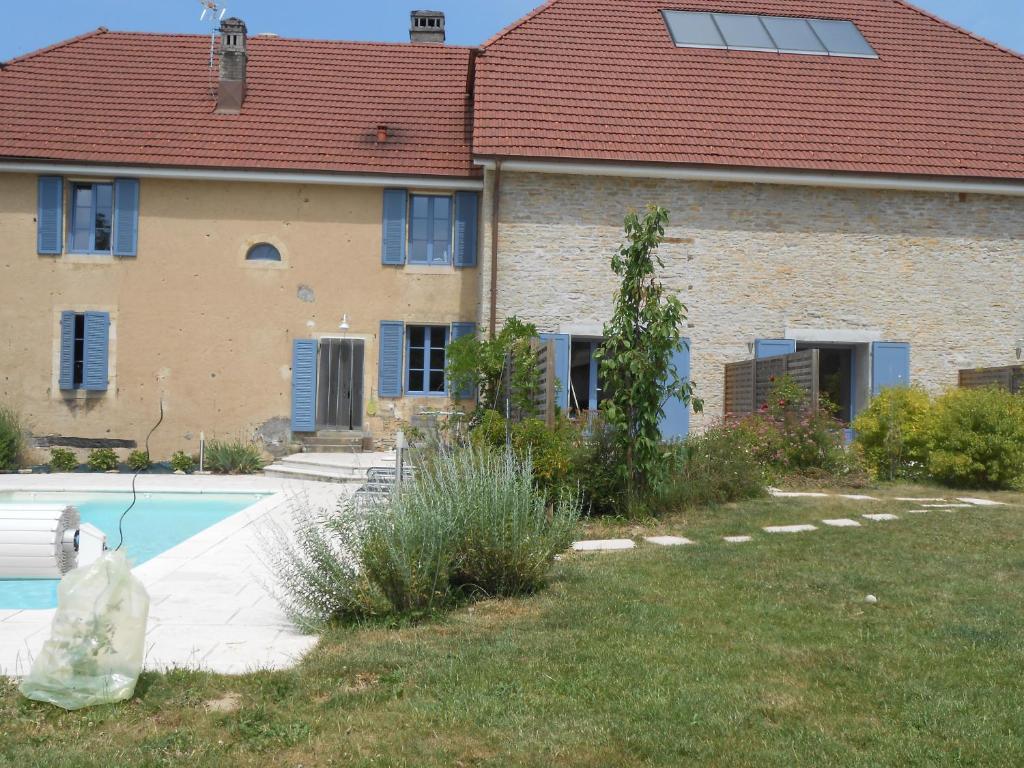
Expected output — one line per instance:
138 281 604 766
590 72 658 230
1 1 1021 60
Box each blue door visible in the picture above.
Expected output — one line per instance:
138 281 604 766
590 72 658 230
660 339 692 441
872 341 910 395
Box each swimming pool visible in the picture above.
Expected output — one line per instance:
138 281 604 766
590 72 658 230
0 491 267 610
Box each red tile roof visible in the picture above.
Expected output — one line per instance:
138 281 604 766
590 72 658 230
0 30 477 178
474 0 1024 180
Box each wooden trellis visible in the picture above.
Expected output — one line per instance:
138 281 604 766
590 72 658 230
724 349 820 415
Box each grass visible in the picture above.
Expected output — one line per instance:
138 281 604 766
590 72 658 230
1 486 1023 766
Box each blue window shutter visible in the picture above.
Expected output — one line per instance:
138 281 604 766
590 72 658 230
112 178 140 257
660 338 692 441
453 192 479 268
37 176 63 255
291 339 318 432
539 333 570 410
872 341 910 395
379 321 405 397
381 189 408 265
58 311 75 390
450 322 477 400
82 312 110 392
755 338 796 358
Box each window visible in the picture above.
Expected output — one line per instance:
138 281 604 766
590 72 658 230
59 311 110 392
69 182 114 254
662 11 877 58
406 325 448 394
246 242 282 261
408 195 452 265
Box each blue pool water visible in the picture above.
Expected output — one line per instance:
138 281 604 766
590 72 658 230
0 491 267 610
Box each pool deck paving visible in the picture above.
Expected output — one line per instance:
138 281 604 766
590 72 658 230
0 473 353 678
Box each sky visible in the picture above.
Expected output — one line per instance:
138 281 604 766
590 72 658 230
0 0 1021 60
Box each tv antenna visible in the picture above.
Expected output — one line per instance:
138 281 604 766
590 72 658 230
199 1 228 71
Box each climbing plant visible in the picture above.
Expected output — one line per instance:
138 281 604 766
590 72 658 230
446 316 541 415
597 205 702 511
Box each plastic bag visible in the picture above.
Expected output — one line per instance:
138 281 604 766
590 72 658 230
20 550 150 710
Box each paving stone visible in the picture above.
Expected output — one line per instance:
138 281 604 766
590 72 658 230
838 494 877 501
572 539 635 552
644 536 695 546
763 524 817 533
920 503 972 509
768 490 830 498
722 535 753 543
907 509 930 514
862 513 899 521
957 497 1007 507
821 518 862 527
895 497 946 502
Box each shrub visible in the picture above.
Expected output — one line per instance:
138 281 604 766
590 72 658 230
568 417 629 516
0 405 25 471
734 376 853 481
170 450 196 473
470 410 579 501
87 448 119 472
655 421 767 513
853 386 932 480
49 448 78 473
445 317 541 414
361 448 580 616
259 500 386 630
205 439 264 475
926 387 1024 489
127 450 152 472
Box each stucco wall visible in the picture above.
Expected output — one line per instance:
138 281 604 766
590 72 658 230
0 173 480 459
487 170 1024 428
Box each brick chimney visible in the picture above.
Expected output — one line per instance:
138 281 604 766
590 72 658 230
217 17 248 114
410 11 445 43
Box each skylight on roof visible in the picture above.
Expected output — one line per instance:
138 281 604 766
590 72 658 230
662 11 878 58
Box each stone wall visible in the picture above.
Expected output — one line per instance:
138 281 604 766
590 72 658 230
487 170 1024 428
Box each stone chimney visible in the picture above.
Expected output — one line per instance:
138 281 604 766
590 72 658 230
217 17 248 114
410 11 445 44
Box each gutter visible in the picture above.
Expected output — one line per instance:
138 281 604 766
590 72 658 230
472 158 1024 197
0 161 485 191
489 159 502 339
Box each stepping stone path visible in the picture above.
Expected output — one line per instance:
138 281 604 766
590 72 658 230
572 539 635 552
570 494 1009 556
644 536 695 546
764 524 818 533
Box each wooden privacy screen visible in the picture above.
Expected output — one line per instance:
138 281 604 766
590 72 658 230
958 365 1024 395
724 349 820 416
532 338 557 427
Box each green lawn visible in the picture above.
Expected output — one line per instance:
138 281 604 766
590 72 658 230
2 487 1023 767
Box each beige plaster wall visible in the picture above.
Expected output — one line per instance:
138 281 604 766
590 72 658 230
0 173 480 458
486 170 1024 429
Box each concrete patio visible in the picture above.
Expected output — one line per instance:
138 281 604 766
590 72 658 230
0 473 352 677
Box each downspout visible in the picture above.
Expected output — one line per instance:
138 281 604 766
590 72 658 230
488 158 502 339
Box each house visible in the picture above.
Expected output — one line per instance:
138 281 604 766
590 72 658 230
471 0 1024 436
0 14 483 456
2 2 1023 457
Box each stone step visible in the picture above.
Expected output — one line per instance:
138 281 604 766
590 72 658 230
299 442 362 454
264 464 365 484
301 435 364 445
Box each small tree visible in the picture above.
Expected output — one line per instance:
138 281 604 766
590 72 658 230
446 316 541 415
597 205 702 509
